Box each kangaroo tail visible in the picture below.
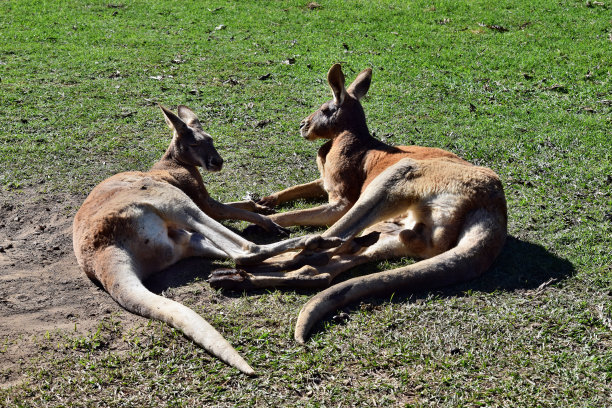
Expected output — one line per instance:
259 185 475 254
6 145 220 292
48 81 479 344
294 208 507 344
96 247 255 375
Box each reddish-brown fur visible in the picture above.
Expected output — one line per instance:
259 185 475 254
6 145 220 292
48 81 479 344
209 65 507 343
72 105 342 374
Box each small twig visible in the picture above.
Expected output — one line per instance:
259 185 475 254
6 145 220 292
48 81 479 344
534 278 557 294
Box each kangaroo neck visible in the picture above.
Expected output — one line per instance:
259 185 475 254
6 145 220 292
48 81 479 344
150 154 210 205
332 128 378 145
330 130 378 150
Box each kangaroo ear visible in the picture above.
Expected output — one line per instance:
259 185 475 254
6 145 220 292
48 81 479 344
346 68 372 101
327 63 347 105
177 105 201 128
159 104 189 136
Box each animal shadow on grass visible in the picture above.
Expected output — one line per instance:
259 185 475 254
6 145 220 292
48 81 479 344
143 224 291 294
144 257 218 295
142 234 574 335
301 235 575 336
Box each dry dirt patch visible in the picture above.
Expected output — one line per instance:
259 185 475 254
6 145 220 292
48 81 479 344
0 191 132 386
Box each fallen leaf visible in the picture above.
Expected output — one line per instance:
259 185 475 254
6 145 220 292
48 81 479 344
254 119 271 128
437 18 451 25
223 78 239 86
215 24 226 30
149 75 163 80
478 23 509 32
243 191 260 201
259 73 271 80
283 57 296 65
332 312 349 323
545 84 568 93
489 24 508 32
307 2 321 9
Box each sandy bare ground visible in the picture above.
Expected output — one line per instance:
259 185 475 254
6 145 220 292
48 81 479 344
0 190 263 388
0 191 136 387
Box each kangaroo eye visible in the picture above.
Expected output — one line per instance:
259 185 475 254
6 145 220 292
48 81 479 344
322 103 337 115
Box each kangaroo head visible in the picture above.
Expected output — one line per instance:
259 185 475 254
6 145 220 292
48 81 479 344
160 105 224 172
300 64 372 141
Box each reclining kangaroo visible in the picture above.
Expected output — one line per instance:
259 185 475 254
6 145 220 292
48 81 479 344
72 105 341 375
209 64 507 343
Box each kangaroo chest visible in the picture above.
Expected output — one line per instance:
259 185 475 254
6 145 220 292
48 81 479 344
317 139 369 204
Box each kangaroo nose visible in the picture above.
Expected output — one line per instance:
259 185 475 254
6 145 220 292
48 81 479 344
210 157 223 169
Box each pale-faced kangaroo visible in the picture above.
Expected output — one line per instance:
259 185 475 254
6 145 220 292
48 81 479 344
73 105 341 375
209 65 507 343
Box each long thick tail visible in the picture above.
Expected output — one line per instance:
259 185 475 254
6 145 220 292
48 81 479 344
96 247 255 375
294 208 507 343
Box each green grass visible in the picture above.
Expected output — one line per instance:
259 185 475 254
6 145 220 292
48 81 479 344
1 0 611 406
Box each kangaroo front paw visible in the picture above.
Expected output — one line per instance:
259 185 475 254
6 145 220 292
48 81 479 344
209 269 256 291
251 201 276 215
257 195 279 208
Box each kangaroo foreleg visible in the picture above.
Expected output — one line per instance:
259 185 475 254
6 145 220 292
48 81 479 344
258 179 326 208
268 200 351 227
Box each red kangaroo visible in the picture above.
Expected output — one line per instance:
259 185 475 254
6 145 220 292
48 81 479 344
73 105 341 375
209 65 507 344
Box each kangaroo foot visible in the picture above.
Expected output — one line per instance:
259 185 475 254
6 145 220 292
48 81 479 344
302 235 344 251
209 265 332 291
209 269 256 291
